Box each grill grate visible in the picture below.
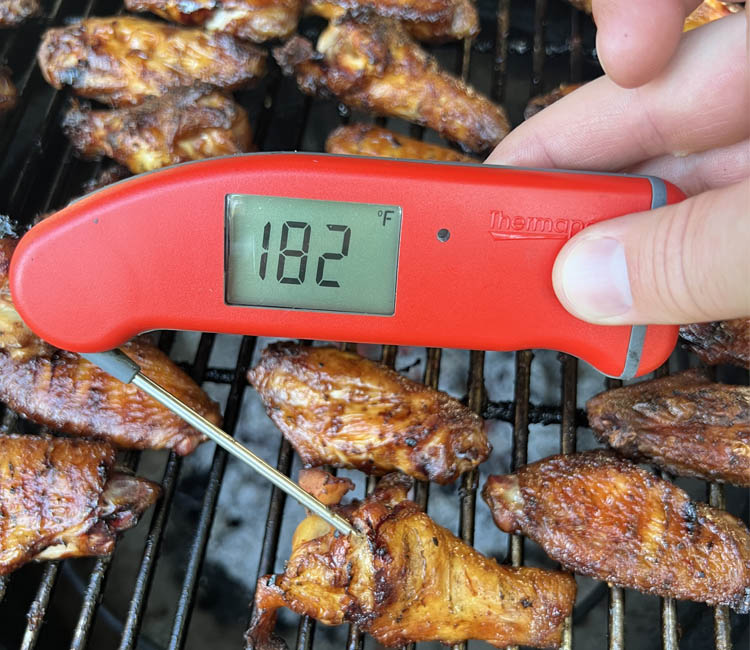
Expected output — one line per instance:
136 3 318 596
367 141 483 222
0 2 748 650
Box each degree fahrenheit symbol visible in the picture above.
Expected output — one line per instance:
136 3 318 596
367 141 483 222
379 209 394 226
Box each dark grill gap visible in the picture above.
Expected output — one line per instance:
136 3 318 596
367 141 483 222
0 2 746 650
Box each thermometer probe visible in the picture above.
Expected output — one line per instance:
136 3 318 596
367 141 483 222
8 153 685 531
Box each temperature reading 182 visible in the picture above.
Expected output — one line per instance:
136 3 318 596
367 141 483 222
257 220 351 288
225 194 402 315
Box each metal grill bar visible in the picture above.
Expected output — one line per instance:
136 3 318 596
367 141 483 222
709 483 733 650
20 564 59 650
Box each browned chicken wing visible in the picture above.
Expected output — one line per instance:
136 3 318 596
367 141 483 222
325 123 475 160
274 18 510 152
246 471 577 650
0 0 39 26
81 164 131 193
125 0 302 43
524 83 582 120
306 0 478 41
248 342 490 483
0 66 17 112
37 16 266 106
483 450 750 612
63 85 252 174
680 318 750 368
0 238 221 454
587 369 750 486
0 433 160 575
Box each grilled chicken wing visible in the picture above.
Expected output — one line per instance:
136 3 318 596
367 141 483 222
684 0 742 30
0 0 39 26
680 319 750 368
325 123 475 160
63 85 252 174
524 83 582 120
587 369 750 486
248 343 490 483
483 450 750 612
306 0 478 41
0 66 17 112
125 0 302 43
82 164 131 193
0 238 220 454
274 18 509 152
37 16 266 107
0 433 159 575
246 471 577 650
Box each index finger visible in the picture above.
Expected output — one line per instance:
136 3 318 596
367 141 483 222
485 12 748 171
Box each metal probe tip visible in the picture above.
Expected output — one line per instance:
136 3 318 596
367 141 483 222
81 349 359 538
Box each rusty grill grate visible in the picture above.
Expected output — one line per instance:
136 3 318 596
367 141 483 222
0 1 747 649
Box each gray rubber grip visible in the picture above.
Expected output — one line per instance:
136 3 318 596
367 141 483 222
81 349 141 384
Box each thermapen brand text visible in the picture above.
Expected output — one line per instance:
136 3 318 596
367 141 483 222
488 210 587 240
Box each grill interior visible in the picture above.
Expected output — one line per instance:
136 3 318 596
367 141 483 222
0 2 748 649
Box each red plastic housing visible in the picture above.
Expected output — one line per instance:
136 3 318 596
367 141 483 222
10 153 683 378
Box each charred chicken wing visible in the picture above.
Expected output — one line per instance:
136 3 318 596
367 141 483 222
246 471 577 650
325 123 475 160
306 0 478 42
125 0 302 43
63 85 252 173
483 450 750 612
37 16 266 106
0 433 160 575
0 66 17 112
0 0 39 26
274 18 509 152
0 238 220 454
587 369 750 486
680 319 750 368
248 343 490 483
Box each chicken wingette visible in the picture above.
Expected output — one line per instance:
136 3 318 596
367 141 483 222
246 470 577 650
587 369 750 486
680 318 750 368
483 450 750 612
274 18 509 153
248 342 490 483
37 16 266 106
63 85 252 174
0 66 17 112
0 433 160 575
0 0 39 26
306 0 478 42
325 123 475 160
124 0 302 43
0 238 220 454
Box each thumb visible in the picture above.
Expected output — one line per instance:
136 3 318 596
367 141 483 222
552 179 750 325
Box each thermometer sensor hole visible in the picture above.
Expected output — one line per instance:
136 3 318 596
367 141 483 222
437 228 450 242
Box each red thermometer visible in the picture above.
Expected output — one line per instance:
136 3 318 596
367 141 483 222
10 153 683 379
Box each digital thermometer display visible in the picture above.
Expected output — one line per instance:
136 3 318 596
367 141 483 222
225 195 402 315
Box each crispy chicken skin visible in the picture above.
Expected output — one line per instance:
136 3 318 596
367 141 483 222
274 18 510 153
306 0 478 42
0 0 39 26
248 343 490 483
680 319 750 368
587 369 750 486
125 0 303 43
325 123 475 160
63 86 252 174
684 0 742 31
0 66 17 112
524 83 582 120
37 16 267 107
0 238 220 454
0 433 160 575
483 451 750 612
246 472 577 650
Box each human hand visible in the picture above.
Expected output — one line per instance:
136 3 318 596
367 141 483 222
486 3 749 325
